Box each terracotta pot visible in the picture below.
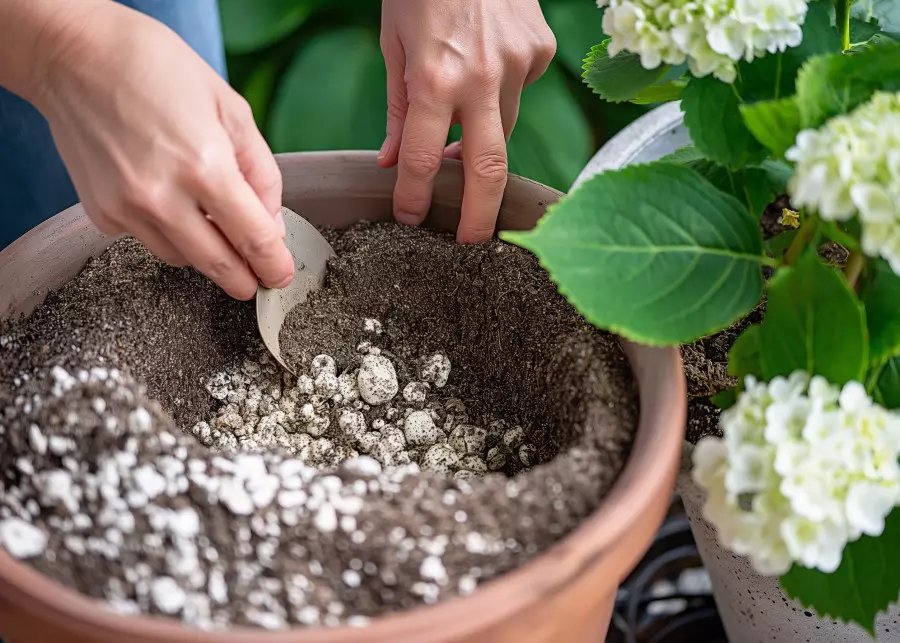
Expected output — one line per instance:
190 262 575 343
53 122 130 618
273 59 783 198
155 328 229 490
0 151 686 643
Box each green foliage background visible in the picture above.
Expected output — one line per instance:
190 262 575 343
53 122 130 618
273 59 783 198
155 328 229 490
218 0 644 191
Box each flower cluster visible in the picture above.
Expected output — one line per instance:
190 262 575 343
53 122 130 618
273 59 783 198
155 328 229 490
787 92 900 274
596 0 809 83
693 371 900 575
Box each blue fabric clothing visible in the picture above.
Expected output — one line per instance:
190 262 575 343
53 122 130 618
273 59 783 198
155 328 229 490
0 0 226 249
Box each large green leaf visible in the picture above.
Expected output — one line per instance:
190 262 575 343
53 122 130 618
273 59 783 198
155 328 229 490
502 163 767 345
862 259 900 365
796 41 900 128
781 506 900 635
508 64 593 191
681 75 768 169
662 151 790 217
544 0 606 77
219 0 317 54
758 251 867 384
583 41 668 103
268 28 386 153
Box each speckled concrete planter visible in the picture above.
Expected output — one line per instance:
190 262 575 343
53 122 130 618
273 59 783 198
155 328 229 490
582 102 900 642
0 152 686 643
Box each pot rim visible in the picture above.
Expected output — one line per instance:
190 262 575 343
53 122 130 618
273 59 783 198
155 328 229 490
0 151 686 642
572 101 685 190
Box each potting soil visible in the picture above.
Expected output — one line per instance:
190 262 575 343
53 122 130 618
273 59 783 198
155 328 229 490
0 222 638 630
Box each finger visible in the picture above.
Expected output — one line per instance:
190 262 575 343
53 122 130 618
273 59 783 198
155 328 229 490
157 204 260 300
219 95 283 215
457 103 508 244
394 99 454 226
444 140 462 160
378 34 408 168
128 216 189 267
197 171 295 290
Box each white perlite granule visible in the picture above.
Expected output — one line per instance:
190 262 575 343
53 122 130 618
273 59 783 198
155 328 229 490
1 365 435 630
192 319 536 478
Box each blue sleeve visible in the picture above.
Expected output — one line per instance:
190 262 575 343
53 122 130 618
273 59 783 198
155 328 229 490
0 0 227 249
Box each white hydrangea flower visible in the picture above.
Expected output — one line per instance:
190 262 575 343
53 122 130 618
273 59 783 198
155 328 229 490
693 371 900 575
787 92 900 274
596 0 808 83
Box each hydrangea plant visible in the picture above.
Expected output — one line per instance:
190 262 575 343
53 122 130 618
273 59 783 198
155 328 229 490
503 0 900 635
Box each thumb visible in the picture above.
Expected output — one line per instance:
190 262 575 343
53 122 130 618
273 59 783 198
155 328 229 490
379 34 408 168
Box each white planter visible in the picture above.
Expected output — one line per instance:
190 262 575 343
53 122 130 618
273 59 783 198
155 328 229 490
575 103 900 642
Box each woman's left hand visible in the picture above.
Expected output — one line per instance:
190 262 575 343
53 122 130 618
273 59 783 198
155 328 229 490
379 0 556 243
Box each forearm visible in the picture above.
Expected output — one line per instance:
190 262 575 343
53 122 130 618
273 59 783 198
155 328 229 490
0 0 105 107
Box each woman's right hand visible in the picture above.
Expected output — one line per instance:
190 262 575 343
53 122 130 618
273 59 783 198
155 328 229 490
31 1 293 300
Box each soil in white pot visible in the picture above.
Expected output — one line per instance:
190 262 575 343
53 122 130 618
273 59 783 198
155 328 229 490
0 222 638 630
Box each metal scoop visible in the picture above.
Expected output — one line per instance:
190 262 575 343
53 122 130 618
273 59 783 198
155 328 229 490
256 207 335 375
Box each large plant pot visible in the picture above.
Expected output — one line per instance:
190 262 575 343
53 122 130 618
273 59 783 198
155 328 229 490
583 104 899 641
0 151 686 643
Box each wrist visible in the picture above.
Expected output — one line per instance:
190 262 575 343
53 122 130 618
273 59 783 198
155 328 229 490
0 0 107 111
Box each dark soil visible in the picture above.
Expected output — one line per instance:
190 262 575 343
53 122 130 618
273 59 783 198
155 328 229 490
0 223 639 629
281 222 623 467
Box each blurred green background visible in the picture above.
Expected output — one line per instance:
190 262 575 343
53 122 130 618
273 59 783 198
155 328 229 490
219 0 646 192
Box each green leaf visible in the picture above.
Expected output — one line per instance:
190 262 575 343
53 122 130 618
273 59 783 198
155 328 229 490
740 97 803 159
727 324 764 380
862 259 900 365
758 251 867 384
508 64 593 191
219 0 317 54
681 75 768 169
659 146 706 164
765 229 799 258
780 506 900 635
662 154 789 217
631 81 685 104
269 28 387 153
737 1 841 102
710 387 738 410
872 356 900 409
502 163 766 345
545 0 607 77
582 41 668 103
850 17 883 47
796 41 900 128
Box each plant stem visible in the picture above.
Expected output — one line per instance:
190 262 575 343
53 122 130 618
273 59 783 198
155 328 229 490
785 219 817 265
836 0 852 50
844 251 865 289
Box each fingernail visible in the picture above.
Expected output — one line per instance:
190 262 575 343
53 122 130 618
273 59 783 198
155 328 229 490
395 211 422 227
378 135 392 160
276 211 286 238
274 271 294 289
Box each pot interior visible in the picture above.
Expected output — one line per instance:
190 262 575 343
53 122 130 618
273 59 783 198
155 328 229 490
0 152 661 640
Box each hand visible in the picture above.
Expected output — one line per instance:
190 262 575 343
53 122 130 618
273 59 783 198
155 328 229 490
33 1 292 300
379 0 556 243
